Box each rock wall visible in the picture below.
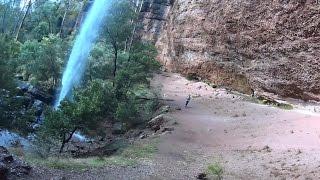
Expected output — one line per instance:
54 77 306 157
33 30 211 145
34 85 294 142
138 0 320 101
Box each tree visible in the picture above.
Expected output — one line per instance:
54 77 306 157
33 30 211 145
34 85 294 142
40 80 115 153
0 34 20 90
104 0 136 81
18 34 65 90
15 0 32 41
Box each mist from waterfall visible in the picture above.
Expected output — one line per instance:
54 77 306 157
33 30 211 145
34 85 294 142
55 0 109 108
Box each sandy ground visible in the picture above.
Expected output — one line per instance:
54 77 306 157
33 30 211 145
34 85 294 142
26 72 320 180
149 72 320 180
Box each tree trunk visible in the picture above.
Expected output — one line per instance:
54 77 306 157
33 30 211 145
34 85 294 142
128 0 144 53
59 128 77 153
112 46 118 87
113 48 118 78
1 1 9 33
11 0 24 36
59 138 66 153
15 0 32 41
72 2 84 32
59 0 70 38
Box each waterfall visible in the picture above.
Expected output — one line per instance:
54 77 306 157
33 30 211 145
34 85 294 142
55 0 110 108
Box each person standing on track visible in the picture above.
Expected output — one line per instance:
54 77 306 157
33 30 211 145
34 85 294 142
185 94 191 108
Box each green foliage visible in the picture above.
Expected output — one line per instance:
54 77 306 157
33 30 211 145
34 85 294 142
115 43 160 99
129 43 161 72
0 34 19 90
254 96 294 110
120 141 158 159
105 0 136 49
0 95 36 135
39 80 116 152
0 0 161 155
32 22 50 40
18 34 66 89
207 163 224 180
24 139 158 170
116 96 139 126
113 43 160 126
86 42 114 81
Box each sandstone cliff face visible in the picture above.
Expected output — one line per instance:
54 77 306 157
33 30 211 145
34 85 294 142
138 0 320 101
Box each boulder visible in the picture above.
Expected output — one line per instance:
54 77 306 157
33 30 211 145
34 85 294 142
0 146 31 179
161 127 174 133
16 81 53 104
158 105 170 114
148 114 167 131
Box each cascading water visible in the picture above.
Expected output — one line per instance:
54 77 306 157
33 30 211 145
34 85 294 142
55 0 110 108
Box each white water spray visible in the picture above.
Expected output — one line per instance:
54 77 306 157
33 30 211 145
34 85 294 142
55 0 110 108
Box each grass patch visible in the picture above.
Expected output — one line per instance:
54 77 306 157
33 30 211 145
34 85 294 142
120 142 157 159
22 139 159 170
276 103 294 110
24 155 137 171
207 163 223 180
249 96 293 110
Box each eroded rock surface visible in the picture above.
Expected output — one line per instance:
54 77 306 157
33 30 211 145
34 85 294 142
138 0 320 101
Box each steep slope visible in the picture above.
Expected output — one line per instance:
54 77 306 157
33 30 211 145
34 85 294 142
138 0 320 101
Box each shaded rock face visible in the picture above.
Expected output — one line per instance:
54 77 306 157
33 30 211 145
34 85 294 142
138 0 320 101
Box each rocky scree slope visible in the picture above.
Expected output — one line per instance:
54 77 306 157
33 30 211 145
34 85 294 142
137 0 320 101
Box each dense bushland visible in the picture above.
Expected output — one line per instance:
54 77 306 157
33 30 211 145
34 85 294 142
0 0 159 153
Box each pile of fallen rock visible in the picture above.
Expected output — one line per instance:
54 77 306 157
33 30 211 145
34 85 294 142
0 146 31 180
147 105 177 134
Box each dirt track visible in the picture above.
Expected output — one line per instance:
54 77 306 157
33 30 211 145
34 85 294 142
150 72 320 180
27 72 320 180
